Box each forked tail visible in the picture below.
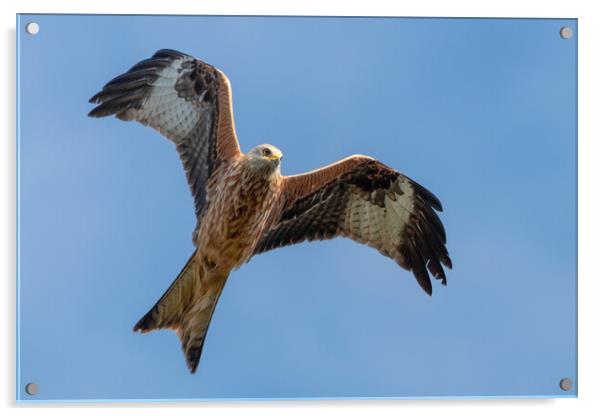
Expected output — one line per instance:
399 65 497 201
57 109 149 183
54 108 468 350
133 252 228 373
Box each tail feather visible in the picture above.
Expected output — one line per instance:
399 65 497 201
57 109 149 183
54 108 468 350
177 278 227 373
133 251 228 373
133 252 201 333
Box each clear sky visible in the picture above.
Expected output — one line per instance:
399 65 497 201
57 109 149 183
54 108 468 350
17 15 577 401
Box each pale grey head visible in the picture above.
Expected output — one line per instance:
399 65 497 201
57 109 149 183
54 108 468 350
245 144 283 175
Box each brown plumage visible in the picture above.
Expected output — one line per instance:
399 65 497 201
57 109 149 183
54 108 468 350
89 49 452 373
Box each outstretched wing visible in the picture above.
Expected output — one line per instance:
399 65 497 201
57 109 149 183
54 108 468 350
254 155 452 295
88 49 242 218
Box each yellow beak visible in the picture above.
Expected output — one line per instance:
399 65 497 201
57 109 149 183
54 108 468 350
266 151 282 161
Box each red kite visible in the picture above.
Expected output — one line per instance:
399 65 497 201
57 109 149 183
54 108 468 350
89 49 452 373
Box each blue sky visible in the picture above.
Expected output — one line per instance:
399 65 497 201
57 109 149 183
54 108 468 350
17 15 577 401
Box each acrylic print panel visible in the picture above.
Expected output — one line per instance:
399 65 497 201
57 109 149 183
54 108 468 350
16 14 577 402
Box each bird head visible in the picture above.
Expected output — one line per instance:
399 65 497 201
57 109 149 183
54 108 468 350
246 144 283 175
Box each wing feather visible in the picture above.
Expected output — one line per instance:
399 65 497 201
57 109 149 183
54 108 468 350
255 156 452 295
89 49 242 219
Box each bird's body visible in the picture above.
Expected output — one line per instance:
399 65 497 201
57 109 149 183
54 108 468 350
198 152 283 271
89 49 452 373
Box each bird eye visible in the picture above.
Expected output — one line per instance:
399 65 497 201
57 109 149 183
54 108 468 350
262 148 271 156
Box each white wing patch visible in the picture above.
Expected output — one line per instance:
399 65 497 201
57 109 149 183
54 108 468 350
120 57 201 143
342 178 416 264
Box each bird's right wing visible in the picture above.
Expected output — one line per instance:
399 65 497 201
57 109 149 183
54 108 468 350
89 49 242 217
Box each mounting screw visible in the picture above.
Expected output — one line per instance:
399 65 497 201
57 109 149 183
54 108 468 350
559 378 573 391
25 383 38 395
559 26 573 39
25 22 40 35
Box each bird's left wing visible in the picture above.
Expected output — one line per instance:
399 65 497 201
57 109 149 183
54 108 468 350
89 49 241 218
253 155 452 295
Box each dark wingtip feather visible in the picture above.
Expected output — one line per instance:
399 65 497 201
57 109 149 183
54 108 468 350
88 103 116 118
441 254 453 270
412 180 443 212
88 49 189 119
426 258 447 285
437 255 450 272
87 103 121 118
416 271 433 296
88 92 102 104
401 188 452 295
406 238 433 296
152 48 190 60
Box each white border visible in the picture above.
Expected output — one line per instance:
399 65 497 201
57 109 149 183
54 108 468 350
3 1 601 415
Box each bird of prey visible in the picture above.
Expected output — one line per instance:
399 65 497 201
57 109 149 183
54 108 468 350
89 49 452 373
